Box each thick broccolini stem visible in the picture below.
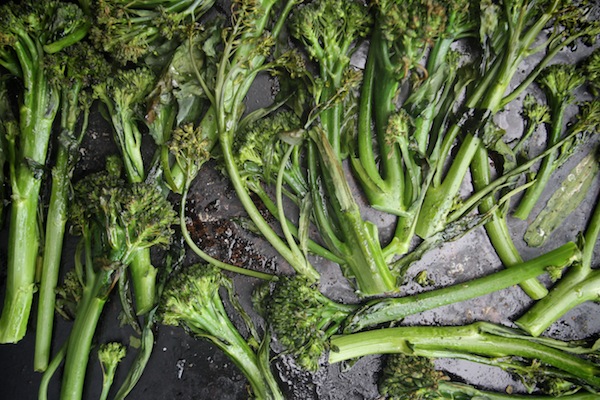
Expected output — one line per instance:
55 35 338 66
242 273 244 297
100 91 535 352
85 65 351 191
352 28 404 217
330 321 600 390
344 241 579 332
60 269 113 400
516 181 600 336
0 53 60 343
470 146 549 299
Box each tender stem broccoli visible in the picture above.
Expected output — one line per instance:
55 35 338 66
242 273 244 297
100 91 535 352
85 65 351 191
97 342 127 400
160 263 284 400
0 0 90 344
214 0 321 281
514 64 586 220
524 150 599 248
417 0 598 300
287 0 402 295
34 42 111 372
379 353 600 399
330 321 600 394
259 275 358 371
93 66 168 315
88 0 215 65
58 158 176 400
516 109 600 336
354 0 476 256
344 241 580 332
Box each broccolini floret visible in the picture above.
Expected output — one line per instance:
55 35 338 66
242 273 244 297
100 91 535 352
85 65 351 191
88 0 216 65
160 263 284 399
260 275 357 371
97 342 127 400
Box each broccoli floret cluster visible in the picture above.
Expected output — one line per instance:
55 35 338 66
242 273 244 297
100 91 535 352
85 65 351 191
262 275 357 371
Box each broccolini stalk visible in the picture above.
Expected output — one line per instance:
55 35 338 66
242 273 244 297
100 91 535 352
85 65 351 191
59 161 177 400
514 64 586 220
97 342 126 400
515 114 600 336
287 0 399 295
354 0 476 256
288 0 372 157
215 0 320 281
88 0 216 65
308 127 397 295
379 353 600 399
93 67 169 315
429 0 598 300
160 264 284 400
34 42 111 372
330 321 600 393
0 0 90 343
524 150 599 248
344 241 579 332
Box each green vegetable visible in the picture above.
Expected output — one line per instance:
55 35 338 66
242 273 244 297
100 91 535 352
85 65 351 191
0 0 90 344
330 321 600 394
344 241 580 332
97 342 127 400
214 0 321 281
379 353 600 399
58 160 176 400
160 263 284 400
34 41 111 372
524 150 600 247
260 275 358 371
514 64 587 220
87 0 215 65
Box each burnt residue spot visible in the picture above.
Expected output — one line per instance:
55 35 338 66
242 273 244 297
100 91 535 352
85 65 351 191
186 210 278 274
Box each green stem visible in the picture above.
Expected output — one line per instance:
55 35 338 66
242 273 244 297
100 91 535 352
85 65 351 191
516 189 600 336
60 271 111 400
514 102 567 220
470 145 548 299
128 250 157 315
353 27 404 215
516 271 600 337
415 132 482 238
344 242 578 332
220 131 319 281
39 342 67 400
0 189 40 343
437 381 600 399
250 183 345 264
310 128 397 295
329 322 600 388
34 147 71 371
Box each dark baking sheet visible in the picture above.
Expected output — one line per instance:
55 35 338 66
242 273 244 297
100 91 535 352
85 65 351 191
1 10 600 400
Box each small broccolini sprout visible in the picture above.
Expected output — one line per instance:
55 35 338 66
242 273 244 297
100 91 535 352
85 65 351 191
160 263 284 400
97 342 127 400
